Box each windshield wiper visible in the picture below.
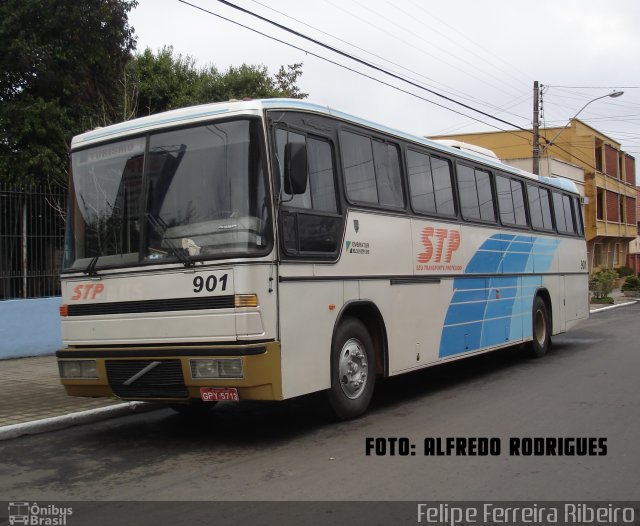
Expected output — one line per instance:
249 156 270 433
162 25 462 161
146 213 194 267
84 254 100 276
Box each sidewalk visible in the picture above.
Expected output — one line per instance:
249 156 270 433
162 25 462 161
0 354 161 441
590 286 638 312
0 355 122 428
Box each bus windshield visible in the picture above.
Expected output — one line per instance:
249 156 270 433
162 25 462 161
64 118 270 270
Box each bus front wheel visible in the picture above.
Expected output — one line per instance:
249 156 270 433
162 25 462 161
527 296 550 358
327 317 376 420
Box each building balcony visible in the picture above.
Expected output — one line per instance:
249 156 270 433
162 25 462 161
594 220 637 240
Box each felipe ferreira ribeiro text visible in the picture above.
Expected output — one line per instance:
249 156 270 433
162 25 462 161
364 437 607 456
417 504 634 525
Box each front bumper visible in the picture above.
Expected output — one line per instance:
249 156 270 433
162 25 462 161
57 341 282 402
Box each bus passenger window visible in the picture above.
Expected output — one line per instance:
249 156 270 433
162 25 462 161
341 130 404 208
563 195 576 234
496 175 515 224
552 192 567 232
497 175 527 227
573 196 584 236
341 131 378 204
457 164 495 222
408 150 455 217
527 184 553 231
372 139 403 208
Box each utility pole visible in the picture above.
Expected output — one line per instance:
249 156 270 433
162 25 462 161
532 81 540 175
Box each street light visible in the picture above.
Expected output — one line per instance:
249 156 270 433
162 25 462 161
542 90 624 151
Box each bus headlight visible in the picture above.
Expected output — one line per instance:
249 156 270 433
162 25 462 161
59 360 98 379
190 359 244 379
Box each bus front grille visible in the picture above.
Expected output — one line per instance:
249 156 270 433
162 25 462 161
106 359 188 399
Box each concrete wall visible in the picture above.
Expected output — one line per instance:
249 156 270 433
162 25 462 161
0 297 62 359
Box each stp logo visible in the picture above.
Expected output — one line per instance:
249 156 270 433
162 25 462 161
71 283 105 301
418 227 460 263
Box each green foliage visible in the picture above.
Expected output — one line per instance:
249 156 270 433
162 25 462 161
616 266 634 278
121 47 203 119
0 0 137 186
590 296 614 305
274 63 308 99
1 6 307 187
589 269 618 299
122 48 307 120
621 275 640 292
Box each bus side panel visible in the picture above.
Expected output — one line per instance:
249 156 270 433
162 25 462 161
559 237 590 329
278 279 341 399
565 273 590 328
436 228 565 358
387 279 454 373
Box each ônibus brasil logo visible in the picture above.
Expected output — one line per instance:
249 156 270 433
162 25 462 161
8 502 73 525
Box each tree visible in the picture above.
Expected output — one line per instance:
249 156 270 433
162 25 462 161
121 46 202 120
123 47 307 120
0 0 137 186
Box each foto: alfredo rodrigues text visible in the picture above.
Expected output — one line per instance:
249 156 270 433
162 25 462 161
364 436 607 456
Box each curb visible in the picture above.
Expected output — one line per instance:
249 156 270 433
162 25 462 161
590 300 638 314
0 401 161 441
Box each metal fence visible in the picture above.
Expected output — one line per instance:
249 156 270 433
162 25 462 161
0 184 67 300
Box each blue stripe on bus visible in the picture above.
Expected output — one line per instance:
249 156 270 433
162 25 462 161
439 234 559 358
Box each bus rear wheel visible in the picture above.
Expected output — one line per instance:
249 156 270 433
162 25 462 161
327 317 376 420
527 296 550 358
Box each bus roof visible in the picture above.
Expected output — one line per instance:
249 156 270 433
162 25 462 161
72 98 579 195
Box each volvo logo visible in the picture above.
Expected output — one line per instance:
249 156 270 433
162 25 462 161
123 361 162 385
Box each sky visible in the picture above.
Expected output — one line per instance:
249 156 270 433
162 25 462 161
129 0 640 181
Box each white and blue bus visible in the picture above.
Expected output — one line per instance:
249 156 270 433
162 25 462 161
57 99 589 419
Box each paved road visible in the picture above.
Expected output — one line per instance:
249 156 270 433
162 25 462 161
2 304 639 506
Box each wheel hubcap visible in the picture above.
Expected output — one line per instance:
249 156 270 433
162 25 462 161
534 309 546 346
338 338 369 400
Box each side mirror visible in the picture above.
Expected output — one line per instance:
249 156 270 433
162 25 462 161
284 142 308 195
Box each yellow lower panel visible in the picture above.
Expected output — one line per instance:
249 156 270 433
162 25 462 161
60 342 282 402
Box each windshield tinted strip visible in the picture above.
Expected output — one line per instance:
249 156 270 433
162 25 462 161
76 108 231 144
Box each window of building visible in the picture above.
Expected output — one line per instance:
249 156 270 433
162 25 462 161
594 244 604 267
597 188 604 221
594 139 603 173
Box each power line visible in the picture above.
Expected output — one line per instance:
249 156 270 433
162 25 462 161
175 0 515 133
251 0 529 120
343 0 526 102
246 0 528 119
405 0 533 87
177 0 534 134
379 0 531 98
546 86 640 89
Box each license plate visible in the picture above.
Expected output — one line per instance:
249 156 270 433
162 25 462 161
200 387 239 402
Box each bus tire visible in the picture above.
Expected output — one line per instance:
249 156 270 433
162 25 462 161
527 296 550 358
327 317 376 420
